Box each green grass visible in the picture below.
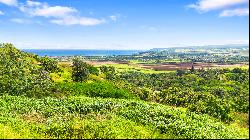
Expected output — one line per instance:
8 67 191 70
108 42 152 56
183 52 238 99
162 59 182 63
210 65 249 71
97 63 172 74
51 62 73 82
53 62 172 83
1 44 248 139
0 95 248 139
55 81 138 99
129 59 157 64
129 59 182 64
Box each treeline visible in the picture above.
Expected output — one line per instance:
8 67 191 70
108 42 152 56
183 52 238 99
0 43 120 98
71 58 116 82
112 68 249 122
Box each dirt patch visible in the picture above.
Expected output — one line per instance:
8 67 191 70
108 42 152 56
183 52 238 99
22 111 45 123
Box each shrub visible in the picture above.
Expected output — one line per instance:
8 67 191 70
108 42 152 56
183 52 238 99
37 56 60 73
0 43 54 97
72 58 90 82
100 66 116 80
56 81 137 99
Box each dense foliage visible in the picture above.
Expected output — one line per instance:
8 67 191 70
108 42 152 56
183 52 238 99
100 65 116 80
0 44 248 139
115 68 249 122
72 58 100 82
55 81 136 99
0 95 248 139
37 56 60 73
0 43 54 97
72 58 90 82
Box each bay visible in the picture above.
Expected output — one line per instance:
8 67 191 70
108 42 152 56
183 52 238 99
22 49 144 56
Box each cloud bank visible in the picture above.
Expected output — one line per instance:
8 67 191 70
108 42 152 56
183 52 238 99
219 8 249 17
50 16 106 26
1 0 118 26
188 0 249 17
0 0 17 6
18 0 105 26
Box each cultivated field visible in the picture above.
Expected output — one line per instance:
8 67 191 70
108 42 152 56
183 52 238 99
58 61 249 73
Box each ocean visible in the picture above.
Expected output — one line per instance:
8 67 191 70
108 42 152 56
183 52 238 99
22 49 144 57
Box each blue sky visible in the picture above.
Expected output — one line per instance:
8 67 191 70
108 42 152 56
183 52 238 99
0 0 249 50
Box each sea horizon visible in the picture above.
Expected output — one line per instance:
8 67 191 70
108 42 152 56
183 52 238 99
21 49 146 57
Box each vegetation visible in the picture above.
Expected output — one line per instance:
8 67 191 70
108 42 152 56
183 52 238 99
72 58 90 82
0 43 54 98
55 81 137 99
100 65 116 80
0 43 248 139
0 95 248 139
36 56 60 73
115 68 249 122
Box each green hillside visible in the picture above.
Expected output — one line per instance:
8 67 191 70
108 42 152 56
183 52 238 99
0 43 249 139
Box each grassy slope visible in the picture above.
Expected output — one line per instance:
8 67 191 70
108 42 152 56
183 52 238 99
1 45 248 139
95 63 173 74
1 57 248 139
0 95 248 139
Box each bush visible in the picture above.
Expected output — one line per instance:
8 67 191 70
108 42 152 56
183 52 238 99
72 58 90 82
0 43 54 97
38 56 59 73
100 65 116 80
116 70 249 122
56 81 137 99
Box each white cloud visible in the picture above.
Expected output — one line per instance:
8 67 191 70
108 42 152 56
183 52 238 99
50 16 105 26
188 0 249 17
19 1 77 18
17 0 107 26
110 15 118 21
1 0 108 26
109 14 121 22
10 18 42 24
219 8 249 17
26 0 41 7
32 6 77 18
188 0 249 12
0 0 17 6
0 10 4 15
10 18 31 24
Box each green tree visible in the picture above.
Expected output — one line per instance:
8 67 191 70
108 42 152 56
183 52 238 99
100 65 116 80
232 67 245 73
176 69 186 76
88 65 99 75
38 56 59 73
72 58 90 82
0 43 53 97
